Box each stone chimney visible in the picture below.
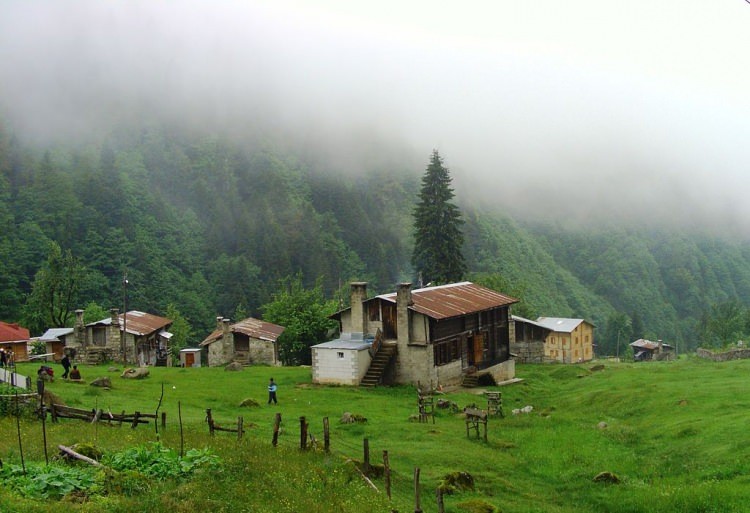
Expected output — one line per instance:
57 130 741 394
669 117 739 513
222 318 233 363
657 339 663 354
75 309 85 347
350 282 368 336
110 308 120 329
222 318 231 338
216 316 224 331
396 283 412 346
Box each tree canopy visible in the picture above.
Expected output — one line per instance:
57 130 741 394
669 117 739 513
411 150 466 285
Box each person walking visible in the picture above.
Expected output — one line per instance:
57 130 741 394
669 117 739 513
61 353 71 379
267 377 278 405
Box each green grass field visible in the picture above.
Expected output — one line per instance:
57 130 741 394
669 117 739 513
1 356 749 513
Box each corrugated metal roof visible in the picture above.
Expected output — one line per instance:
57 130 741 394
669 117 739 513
512 315 552 331
375 282 517 321
39 327 75 342
120 311 172 336
630 338 673 350
535 317 585 333
87 311 172 336
200 317 285 347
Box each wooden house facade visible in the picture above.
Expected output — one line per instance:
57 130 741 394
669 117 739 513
319 281 518 387
535 317 595 363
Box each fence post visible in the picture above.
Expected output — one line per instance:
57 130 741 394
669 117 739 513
272 413 281 446
206 408 215 436
436 487 445 513
363 438 371 472
299 416 308 450
237 416 244 440
383 450 391 500
161 411 167 429
323 417 330 453
414 467 422 513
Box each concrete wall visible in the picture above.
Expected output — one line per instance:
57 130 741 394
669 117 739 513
312 347 371 385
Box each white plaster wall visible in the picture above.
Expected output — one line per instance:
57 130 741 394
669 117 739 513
312 348 371 385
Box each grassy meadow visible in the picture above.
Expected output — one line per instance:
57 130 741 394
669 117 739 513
1 356 749 513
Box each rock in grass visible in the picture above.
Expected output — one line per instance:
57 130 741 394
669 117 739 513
239 398 260 407
438 471 475 495
90 377 111 388
224 362 243 371
455 498 498 513
121 367 149 379
593 471 620 484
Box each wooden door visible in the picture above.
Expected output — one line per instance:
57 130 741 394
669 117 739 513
185 352 195 367
473 333 484 365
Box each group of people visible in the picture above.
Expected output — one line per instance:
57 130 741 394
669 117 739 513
60 354 81 380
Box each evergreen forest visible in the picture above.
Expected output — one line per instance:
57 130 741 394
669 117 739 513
2 120 750 354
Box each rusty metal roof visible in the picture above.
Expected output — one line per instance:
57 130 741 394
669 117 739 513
375 282 517 321
200 317 285 346
630 338 673 351
119 311 172 336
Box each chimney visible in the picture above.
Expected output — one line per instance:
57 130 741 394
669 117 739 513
222 318 231 338
75 309 85 346
350 282 368 336
657 339 663 354
397 283 412 346
216 316 224 331
110 308 120 328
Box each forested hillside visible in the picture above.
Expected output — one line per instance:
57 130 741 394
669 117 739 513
1 120 749 353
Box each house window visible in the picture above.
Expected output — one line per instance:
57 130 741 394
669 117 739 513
434 338 460 366
337 352 344 359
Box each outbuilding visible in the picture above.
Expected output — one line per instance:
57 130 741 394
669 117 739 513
311 333 372 385
179 347 203 368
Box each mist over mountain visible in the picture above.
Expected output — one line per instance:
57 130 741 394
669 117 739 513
2 1 750 236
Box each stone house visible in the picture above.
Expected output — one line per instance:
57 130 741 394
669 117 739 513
65 309 173 365
630 338 674 361
0 321 31 362
200 316 285 367
509 315 551 363
315 281 518 387
535 317 595 363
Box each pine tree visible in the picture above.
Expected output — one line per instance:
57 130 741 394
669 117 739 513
411 150 466 285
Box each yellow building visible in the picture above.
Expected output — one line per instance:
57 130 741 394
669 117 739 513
535 317 595 363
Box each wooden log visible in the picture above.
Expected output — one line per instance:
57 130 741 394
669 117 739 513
58 445 103 468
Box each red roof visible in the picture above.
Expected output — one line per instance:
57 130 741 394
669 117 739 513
375 282 518 321
0 321 31 342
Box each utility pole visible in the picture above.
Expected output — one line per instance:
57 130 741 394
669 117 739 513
122 272 129 364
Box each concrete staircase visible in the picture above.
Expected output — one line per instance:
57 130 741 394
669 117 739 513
461 373 479 388
360 343 397 387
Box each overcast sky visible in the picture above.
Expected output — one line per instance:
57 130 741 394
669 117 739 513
2 1 750 234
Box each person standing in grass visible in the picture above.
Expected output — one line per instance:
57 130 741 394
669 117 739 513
268 377 278 405
61 353 71 379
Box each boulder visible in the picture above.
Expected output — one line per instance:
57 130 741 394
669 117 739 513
225 362 244 371
120 367 150 379
90 377 112 388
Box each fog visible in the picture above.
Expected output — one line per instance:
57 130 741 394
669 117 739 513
2 1 750 235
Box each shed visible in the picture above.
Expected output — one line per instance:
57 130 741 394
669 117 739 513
179 347 203 368
311 333 372 385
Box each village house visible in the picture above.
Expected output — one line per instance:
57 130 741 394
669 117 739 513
509 315 552 363
200 316 285 367
535 317 595 363
0 321 31 363
313 281 518 387
38 327 76 361
630 338 674 361
65 308 173 366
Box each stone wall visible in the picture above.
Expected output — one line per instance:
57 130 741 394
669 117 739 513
510 341 545 363
696 347 750 361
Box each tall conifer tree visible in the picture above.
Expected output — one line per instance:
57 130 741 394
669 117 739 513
411 150 466 285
